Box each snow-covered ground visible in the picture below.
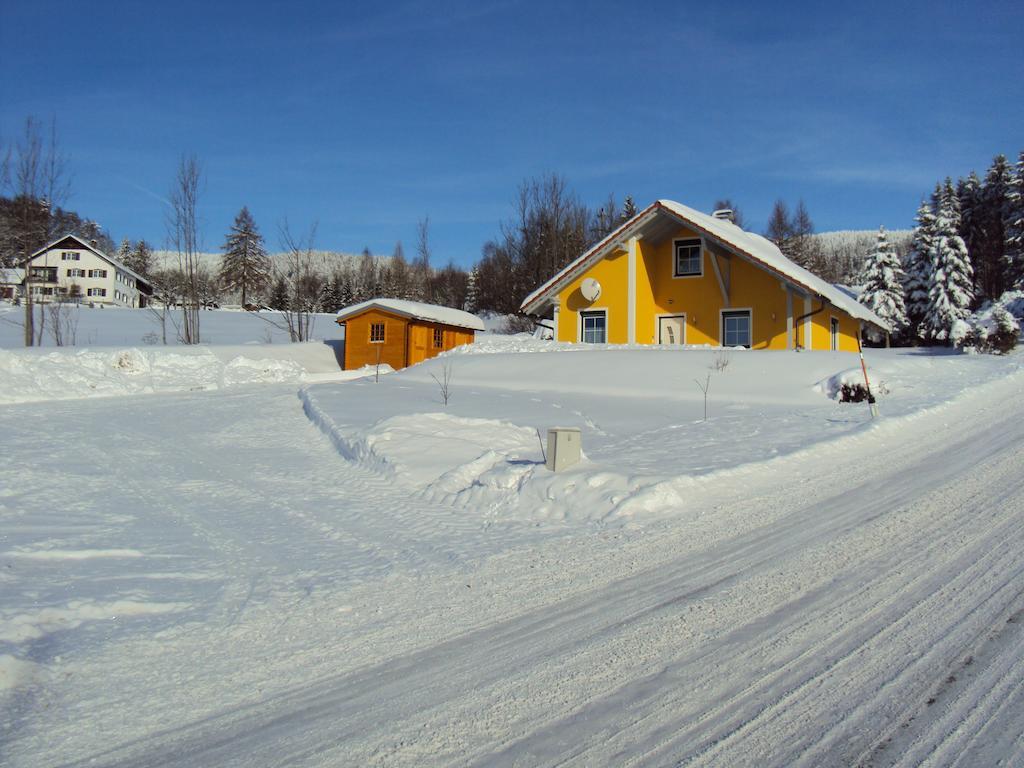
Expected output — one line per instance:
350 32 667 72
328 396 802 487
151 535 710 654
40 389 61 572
1 333 1023 766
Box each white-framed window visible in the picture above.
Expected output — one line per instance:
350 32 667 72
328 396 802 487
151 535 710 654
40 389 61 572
31 286 55 296
88 268 108 278
369 322 385 343
580 309 607 344
722 309 752 348
61 251 80 261
87 287 107 297
673 238 703 277
830 316 840 351
67 268 85 277
433 328 443 348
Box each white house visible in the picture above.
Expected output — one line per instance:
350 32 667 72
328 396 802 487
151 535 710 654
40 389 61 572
22 234 153 307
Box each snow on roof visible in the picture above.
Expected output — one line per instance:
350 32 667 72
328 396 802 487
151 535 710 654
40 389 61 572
28 234 152 288
335 298 486 331
1 268 25 283
521 200 890 331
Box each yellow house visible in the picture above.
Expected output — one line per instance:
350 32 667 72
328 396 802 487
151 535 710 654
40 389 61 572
520 200 888 351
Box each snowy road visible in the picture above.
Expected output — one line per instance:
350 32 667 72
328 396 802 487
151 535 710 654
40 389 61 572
3 369 1024 766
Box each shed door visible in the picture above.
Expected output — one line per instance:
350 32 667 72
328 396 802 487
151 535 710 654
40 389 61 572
658 315 685 345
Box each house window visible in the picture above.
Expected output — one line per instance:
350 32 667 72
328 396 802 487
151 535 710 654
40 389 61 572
830 317 840 351
88 269 108 278
673 238 702 277
580 310 607 344
433 328 443 348
67 268 85 277
369 322 385 343
87 287 107 297
722 310 751 348
61 251 80 261
31 266 58 281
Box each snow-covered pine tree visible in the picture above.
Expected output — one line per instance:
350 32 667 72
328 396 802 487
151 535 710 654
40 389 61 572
465 265 480 313
904 194 938 338
320 277 342 313
125 239 153 277
220 207 271 307
923 182 974 343
858 226 908 340
1004 150 1024 290
116 237 132 265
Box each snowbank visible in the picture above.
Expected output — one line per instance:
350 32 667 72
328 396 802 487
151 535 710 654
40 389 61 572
0 342 355 404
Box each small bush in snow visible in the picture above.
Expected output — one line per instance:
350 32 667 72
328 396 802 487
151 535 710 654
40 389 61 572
501 314 536 335
955 297 1021 354
839 383 873 403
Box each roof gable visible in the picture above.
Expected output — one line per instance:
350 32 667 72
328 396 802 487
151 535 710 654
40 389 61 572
335 298 485 331
28 233 152 288
520 200 889 330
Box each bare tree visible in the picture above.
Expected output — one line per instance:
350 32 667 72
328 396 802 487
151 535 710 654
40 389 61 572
431 360 454 405
258 220 321 342
166 154 203 344
47 300 79 346
146 269 184 344
412 216 432 302
2 117 72 346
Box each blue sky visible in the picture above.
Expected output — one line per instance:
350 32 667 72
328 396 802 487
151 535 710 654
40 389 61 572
2 0 1022 266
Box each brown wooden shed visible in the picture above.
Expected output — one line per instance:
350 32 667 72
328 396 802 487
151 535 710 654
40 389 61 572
335 298 485 371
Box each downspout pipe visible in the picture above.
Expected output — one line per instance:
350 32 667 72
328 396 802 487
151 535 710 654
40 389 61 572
794 298 828 349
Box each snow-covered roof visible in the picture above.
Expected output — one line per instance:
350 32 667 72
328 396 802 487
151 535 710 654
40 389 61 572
335 298 485 331
27 234 153 288
521 200 890 331
1 268 25 284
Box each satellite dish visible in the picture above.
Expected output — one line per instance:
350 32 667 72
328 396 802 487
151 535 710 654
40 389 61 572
580 277 602 303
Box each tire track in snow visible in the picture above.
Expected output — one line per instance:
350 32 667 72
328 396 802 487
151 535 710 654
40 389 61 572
58 388 1024 768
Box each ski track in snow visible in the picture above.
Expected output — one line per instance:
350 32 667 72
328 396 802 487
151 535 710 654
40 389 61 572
1 365 1024 766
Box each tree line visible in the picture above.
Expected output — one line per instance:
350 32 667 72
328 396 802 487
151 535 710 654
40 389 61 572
856 151 1024 348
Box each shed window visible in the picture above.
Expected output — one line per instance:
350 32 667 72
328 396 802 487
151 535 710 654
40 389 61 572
433 328 443 348
369 322 385 343
722 310 751 348
580 310 607 344
674 238 702 277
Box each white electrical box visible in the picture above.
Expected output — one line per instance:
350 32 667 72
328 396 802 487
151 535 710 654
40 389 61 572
546 427 582 472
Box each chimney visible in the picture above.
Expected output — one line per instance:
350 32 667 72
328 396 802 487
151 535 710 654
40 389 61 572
712 209 735 223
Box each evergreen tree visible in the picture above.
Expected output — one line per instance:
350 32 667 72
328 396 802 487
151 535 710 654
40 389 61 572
957 172 987 297
904 197 938 337
858 226 908 338
125 239 153 277
269 275 289 311
116 237 132 265
1004 151 1024 289
220 206 271 306
465 265 480 313
320 277 342 313
923 183 974 343
620 195 638 222
979 155 1013 298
